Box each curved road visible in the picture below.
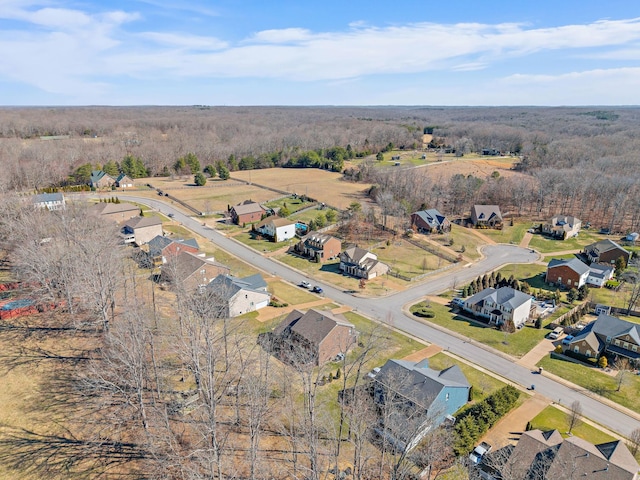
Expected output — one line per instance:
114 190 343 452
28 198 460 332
115 194 640 438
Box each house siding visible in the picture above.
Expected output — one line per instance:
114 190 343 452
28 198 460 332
317 325 356 364
546 265 587 288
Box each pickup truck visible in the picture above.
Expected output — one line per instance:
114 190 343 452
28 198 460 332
548 326 564 340
469 442 492 464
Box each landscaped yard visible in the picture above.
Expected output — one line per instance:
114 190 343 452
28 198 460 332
527 230 605 254
529 405 616 444
480 222 530 245
263 195 316 214
425 353 507 399
448 224 486 260
409 302 556 358
536 355 640 412
266 279 318 305
233 231 290 253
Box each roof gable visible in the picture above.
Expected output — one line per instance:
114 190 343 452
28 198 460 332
547 257 590 276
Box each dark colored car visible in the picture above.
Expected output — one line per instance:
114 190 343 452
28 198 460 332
311 286 323 294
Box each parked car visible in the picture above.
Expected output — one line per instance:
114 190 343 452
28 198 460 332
167 213 174 218
451 298 465 307
311 286 323 294
299 281 311 289
469 442 492 464
548 326 564 340
562 335 575 345
367 367 381 379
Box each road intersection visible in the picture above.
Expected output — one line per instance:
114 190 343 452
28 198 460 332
116 194 640 438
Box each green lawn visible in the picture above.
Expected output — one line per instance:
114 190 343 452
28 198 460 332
527 230 604 254
267 280 318 304
290 208 330 225
480 222 529 245
233 231 288 252
496 264 547 288
263 196 315 214
373 241 452 277
202 249 258 278
409 303 553 358
537 355 640 412
529 406 616 444
448 225 485 260
163 224 194 237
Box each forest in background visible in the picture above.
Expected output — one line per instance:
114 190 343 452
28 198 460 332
2 106 640 231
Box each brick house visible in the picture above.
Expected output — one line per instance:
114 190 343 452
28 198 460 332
339 246 389 279
542 215 581 239
564 314 640 362
410 208 451 234
115 173 134 188
230 200 265 225
90 170 115 189
470 205 502 228
584 239 630 266
144 235 200 267
268 309 357 365
462 286 533 329
545 257 590 288
294 231 341 262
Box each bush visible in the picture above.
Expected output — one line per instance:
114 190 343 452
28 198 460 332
413 308 435 318
598 356 608 368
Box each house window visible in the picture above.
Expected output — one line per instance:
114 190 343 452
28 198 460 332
446 393 450 401
633 345 638 352
623 342 629 349
606 336 612 343
574 346 579 353
585 350 591 357
615 339 621 346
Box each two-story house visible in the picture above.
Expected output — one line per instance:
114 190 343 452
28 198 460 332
121 216 163 246
254 216 297 242
542 215 581 239
206 273 271 317
545 257 590 288
470 205 503 228
161 251 230 291
373 358 470 452
463 286 533 329
584 239 630 266
564 314 640 362
339 246 389 279
294 231 341 263
230 200 266 225
410 209 451 234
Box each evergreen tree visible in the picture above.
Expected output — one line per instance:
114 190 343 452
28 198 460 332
194 172 206 186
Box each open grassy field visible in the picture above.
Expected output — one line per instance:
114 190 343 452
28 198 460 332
480 222 530 245
537 355 640 413
448 224 485 260
527 229 606 253
529 406 617 444
372 240 453 277
231 168 373 210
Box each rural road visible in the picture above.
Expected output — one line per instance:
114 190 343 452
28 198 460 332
115 194 640 438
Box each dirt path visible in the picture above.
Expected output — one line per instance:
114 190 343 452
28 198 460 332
519 232 533 248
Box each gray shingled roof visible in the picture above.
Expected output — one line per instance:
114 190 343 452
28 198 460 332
586 239 630 256
592 314 640 344
376 359 470 411
465 286 531 311
232 201 264 215
472 204 502 222
274 309 354 347
123 216 163 229
412 209 446 229
547 257 590 276
33 192 64 204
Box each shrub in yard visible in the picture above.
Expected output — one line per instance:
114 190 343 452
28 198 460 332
413 307 435 318
598 356 608 368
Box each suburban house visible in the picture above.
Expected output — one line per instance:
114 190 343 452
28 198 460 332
462 286 533 329
161 251 230 291
90 170 115 189
230 200 266 225
144 235 200 267
267 309 357 365
254 216 297 242
584 239 630 266
339 246 389 279
545 258 590 289
373 358 470 452
121 216 163 246
542 215 581 239
115 173 134 188
564 313 640 362
32 192 65 210
88 202 140 223
497 429 639 480
470 205 503 228
294 231 341 262
587 263 615 287
206 273 271 317
410 208 451 234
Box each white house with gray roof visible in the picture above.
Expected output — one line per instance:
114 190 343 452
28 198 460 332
32 192 65 210
587 263 615 287
207 273 271 317
463 286 533 328
339 246 389 279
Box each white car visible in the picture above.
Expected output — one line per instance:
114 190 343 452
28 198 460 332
367 367 381 379
469 442 492 464
299 281 311 289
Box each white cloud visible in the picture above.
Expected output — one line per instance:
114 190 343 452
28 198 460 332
248 28 314 44
139 32 227 50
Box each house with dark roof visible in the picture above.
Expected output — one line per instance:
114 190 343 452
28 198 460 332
587 263 615 287
115 173 134 188
294 231 341 263
584 239 630 266
254 216 297 242
542 215 581 239
161 251 230 291
90 170 115 189
410 208 451 234
144 235 200 267
462 286 533 328
121 216 163 246
495 429 639 480
230 200 265 225
373 358 470 452
206 273 271 317
545 257 590 289
32 192 65 210
339 246 389 279
564 314 640 362
471 205 502 228
268 309 357 365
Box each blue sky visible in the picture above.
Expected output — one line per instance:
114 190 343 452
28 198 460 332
1 0 640 105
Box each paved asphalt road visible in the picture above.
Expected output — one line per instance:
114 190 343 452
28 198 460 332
116 194 640 438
